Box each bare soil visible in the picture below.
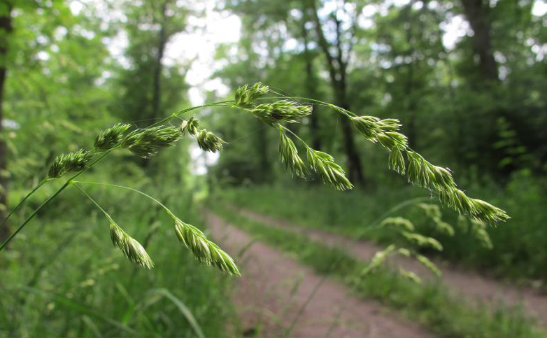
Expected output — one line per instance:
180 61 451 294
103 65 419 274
232 206 547 326
205 210 431 338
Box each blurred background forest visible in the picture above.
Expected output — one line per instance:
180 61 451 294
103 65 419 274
0 0 547 337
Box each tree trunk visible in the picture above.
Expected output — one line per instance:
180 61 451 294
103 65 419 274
460 0 499 82
0 4 12 242
301 14 321 151
309 0 364 186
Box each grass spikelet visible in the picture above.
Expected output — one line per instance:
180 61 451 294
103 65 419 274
180 117 200 136
278 128 307 178
234 82 269 108
388 147 406 174
306 147 353 191
196 129 226 153
122 126 181 158
401 231 443 251
109 223 154 269
361 244 396 276
351 116 380 141
381 217 415 231
399 267 422 284
48 149 93 179
416 254 441 277
250 100 312 124
174 218 240 276
94 123 131 151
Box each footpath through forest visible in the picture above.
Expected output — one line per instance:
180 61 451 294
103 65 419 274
205 210 431 338
227 205 547 327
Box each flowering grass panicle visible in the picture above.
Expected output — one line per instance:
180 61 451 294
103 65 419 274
278 128 307 178
110 222 154 269
94 123 131 151
174 218 240 276
234 82 269 108
306 147 353 191
197 129 226 153
250 100 312 124
180 117 200 136
121 126 181 158
48 149 93 179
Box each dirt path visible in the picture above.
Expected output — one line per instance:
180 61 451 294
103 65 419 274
231 206 547 326
205 210 431 338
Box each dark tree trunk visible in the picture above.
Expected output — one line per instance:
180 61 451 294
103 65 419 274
301 14 321 151
309 0 364 186
0 4 12 242
255 119 270 183
460 0 499 82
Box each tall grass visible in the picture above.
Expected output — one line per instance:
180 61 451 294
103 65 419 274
210 203 546 338
0 182 235 338
217 173 547 280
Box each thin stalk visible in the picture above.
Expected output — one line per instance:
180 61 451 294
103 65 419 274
0 150 113 252
0 102 230 251
72 181 173 218
149 101 234 128
0 178 49 230
73 184 114 223
260 94 356 118
357 196 432 238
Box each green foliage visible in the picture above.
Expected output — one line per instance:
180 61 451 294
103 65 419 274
210 203 546 338
0 185 234 337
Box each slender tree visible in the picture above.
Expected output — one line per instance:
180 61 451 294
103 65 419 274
0 1 12 241
308 0 365 185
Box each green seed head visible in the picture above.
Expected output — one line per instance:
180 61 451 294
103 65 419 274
251 100 312 124
180 117 200 136
121 126 181 158
234 82 269 108
94 123 131 152
48 149 93 179
197 129 226 153
109 223 154 269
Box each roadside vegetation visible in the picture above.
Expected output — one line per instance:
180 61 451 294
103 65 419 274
210 202 546 338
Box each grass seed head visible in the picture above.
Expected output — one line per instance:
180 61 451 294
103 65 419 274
109 223 154 269
48 149 93 179
121 126 181 158
306 147 353 191
234 82 269 108
180 117 200 136
174 219 240 276
250 100 312 124
197 129 226 153
94 123 131 151
278 129 308 178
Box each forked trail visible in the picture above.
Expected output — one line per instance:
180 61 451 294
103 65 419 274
205 210 431 338
231 206 547 327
